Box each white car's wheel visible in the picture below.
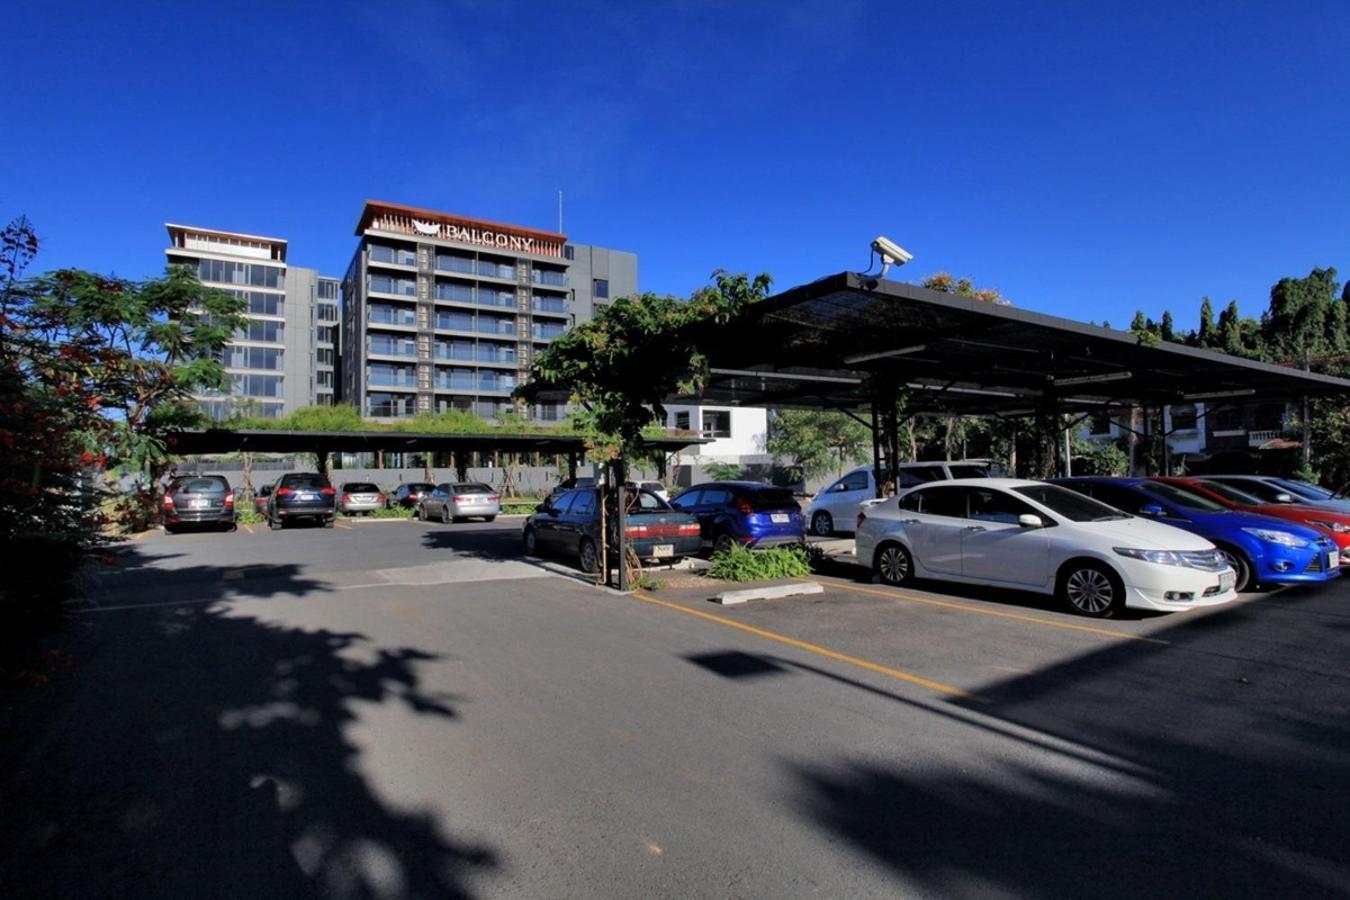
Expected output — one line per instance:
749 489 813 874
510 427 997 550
810 511 833 536
1059 561 1123 618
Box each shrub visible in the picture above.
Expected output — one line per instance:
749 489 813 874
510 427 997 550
707 544 812 581
370 505 415 519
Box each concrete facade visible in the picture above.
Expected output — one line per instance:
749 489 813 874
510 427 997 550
165 224 339 419
342 201 637 423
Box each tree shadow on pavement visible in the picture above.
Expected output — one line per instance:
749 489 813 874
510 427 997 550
0 550 498 899
788 582 1350 897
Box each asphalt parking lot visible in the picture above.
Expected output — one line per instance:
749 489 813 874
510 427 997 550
3 517 1349 898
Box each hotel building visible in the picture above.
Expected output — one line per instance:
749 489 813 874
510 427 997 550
165 224 340 419
342 200 637 422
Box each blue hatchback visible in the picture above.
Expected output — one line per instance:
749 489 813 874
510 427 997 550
1054 477 1340 592
670 482 804 554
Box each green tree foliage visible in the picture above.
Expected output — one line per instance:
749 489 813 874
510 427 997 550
18 264 247 526
1196 297 1216 348
703 461 745 482
516 271 773 461
1263 267 1345 364
765 409 870 479
921 272 1009 305
0 218 113 645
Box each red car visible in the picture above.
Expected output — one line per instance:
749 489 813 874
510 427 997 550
1151 476 1350 557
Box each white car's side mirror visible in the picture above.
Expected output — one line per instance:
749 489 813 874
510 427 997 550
1018 514 1043 528
1274 493 1294 504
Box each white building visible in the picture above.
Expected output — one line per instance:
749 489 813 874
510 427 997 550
664 405 769 464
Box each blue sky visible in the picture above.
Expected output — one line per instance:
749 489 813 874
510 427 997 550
5 1 1348 330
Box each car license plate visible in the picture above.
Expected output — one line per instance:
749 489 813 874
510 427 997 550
651 544 674 557
299 493 314 501
1219 571 1236 591
1329 550 1340 568
771 513 789 524
190 498 209 509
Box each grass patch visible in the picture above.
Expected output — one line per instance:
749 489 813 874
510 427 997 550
707 544 812 582
236 510 265 525
369 505 416 519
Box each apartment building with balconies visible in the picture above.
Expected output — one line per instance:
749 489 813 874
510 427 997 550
165 224 340 418
342 200 636 422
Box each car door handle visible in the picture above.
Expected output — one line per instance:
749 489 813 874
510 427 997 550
963 525 986 533
901 518 920 525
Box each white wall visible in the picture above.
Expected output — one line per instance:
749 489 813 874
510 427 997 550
664 405 767 461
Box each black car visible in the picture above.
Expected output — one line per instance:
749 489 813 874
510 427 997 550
163 475 236 533
523 488 700 573
388 482 436 509
267 472 336 529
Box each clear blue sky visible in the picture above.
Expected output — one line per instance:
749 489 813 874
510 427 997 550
5 1 1348 330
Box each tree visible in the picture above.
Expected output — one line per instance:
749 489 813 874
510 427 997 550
517 271 773 586
1196 297 1216 348
20 264 246 527
765 409 870 480
921 273 1009 305
703 461 745 482
0 217 114 645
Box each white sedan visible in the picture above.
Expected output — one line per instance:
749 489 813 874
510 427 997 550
855 478 1238 617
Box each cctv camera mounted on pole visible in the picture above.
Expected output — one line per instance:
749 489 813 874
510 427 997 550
858 236 913 287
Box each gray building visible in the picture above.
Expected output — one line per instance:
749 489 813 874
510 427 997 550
165 224 339 418
342 200 637 422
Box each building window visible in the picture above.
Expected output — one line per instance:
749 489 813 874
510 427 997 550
675 411 690 431
593 278 609 299
1088 411 1111 435
1213 407 1243 431
1170 403 1197 431
701 410 732 439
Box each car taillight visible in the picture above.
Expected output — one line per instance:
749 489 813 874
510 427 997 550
320 487 335 496
275 487 294 496
734 496 754 514
488 495 500 502
857 511 867 530
163 494 174 508
678 523 700 535
377 494 384 503
341 494 350 503
453 496 468 503
224 492 234 507
627 524 649 537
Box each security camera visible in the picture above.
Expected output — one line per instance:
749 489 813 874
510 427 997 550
872 236 913 266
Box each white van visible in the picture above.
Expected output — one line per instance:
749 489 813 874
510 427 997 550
805 460 994 536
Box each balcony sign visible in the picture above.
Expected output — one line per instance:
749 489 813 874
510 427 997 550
411 218 539 254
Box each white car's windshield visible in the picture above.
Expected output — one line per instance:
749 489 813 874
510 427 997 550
1013 484 1129 521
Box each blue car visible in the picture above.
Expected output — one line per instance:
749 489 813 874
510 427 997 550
670 482 805 554
1053 477 1339 592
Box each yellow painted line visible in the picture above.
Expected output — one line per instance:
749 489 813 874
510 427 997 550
631 590 977 700
335 520 353 530
241 523 254 534
131 530 148 541
223 568 245 581
807 578 1169 645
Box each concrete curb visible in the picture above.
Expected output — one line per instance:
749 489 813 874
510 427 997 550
712 581 825 606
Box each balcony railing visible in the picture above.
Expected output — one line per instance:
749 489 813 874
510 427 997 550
531 297 568 314
367 341 417 357
366 401 414 418
532 324 567 340
1248 429 1281 447
368 371 416 387
369 246 417 267
369 276 416 296
368 308 417 326
531 270 568 287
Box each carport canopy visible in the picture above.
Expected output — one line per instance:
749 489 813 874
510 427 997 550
685 272 1350 416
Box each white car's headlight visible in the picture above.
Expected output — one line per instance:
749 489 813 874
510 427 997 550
1308 519 1350 533
1113 547 1186 566
1241 527 1311 548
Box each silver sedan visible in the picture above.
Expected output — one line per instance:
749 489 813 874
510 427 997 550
420 482 501 523
340 482 386 516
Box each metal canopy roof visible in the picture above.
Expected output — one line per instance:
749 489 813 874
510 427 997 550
687 272 1350 416
165 429 706 456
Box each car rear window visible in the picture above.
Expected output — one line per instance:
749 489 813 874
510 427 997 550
281 474 331 490
406 483 434 492
947 464 990 479
173 477 228 494
740 487 800 512
452 483 494 493
343 483 380 493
